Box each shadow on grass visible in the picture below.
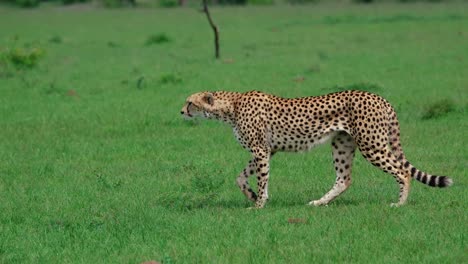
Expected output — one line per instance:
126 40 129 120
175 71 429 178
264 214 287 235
158 194 251 211
158 192 369 211
269 196 361 208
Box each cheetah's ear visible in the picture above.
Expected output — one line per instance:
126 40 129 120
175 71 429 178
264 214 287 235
203 93 214 106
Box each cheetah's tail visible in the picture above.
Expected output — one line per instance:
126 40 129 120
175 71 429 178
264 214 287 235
402 161 453 187
383 99 453 188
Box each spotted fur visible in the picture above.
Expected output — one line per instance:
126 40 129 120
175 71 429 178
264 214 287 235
180 90 453 208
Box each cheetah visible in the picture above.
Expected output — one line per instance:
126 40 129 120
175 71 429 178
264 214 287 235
180 90 453 208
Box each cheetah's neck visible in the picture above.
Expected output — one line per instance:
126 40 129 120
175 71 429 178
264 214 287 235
204 91 241 126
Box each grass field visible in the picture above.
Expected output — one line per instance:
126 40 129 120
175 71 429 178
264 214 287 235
0 2 467 263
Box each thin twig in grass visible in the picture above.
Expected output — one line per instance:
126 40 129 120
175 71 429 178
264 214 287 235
202 0 220 59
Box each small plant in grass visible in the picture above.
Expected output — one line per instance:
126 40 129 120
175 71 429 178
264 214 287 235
421 99 456 120
159 0 178 7
285 0 319 4
5 47 45 68
345 82 383 92
95 171 123 190
107 41 120 48
305 64 321 74
317 51 329 60
0 45 44 77
324 82 383 93
159 73 182 85
43 81 64 95
99 0 134 7
145 33 171 46
136 76 145 89
161 256 173 264
0 49 12 78
14 0 39 8
353 0 374 3
49 35 63 44
62 0 91 4
248 0 274 5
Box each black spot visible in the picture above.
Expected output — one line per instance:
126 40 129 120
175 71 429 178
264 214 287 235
410 167 416 176
249 189 257 199
403 161 410 168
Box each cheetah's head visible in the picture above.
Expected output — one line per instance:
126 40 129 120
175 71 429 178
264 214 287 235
180 92 215 119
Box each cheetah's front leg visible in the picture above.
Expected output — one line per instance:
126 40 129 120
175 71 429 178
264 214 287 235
236 159 258 202
252 147 271 209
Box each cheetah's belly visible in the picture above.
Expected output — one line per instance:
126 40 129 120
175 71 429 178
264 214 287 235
270 131 337 152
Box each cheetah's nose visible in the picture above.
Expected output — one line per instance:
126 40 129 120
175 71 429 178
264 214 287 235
180 111 184 115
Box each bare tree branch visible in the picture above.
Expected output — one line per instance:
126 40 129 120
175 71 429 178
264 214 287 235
202 0 220 59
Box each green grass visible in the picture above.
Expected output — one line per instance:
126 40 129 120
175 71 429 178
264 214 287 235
0 3 467 263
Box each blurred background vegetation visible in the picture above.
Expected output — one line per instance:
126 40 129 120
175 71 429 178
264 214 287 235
0 0 465 9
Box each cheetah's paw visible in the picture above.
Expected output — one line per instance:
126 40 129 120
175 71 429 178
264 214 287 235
308 200 328 206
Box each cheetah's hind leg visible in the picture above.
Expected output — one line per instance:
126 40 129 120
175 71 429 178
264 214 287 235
236 159 257 202
309 132 356 206
360 147 411 207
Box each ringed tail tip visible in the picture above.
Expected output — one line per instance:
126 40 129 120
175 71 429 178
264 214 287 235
442 176 453 187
